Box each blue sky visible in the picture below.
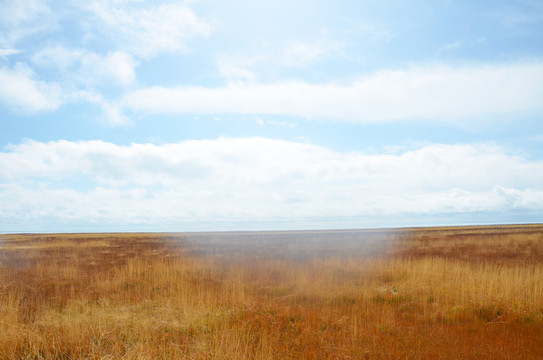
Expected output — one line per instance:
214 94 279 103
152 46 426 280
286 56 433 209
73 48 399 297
1 0 542 232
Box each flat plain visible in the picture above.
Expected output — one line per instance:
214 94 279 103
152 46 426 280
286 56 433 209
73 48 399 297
0 225 542 359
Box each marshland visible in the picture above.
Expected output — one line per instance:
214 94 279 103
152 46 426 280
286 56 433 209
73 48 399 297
1 225 542 359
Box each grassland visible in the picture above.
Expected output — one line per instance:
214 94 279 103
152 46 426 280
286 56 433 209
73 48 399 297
0 225 542 359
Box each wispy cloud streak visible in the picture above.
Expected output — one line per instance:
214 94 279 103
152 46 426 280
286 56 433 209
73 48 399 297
122 62 543 123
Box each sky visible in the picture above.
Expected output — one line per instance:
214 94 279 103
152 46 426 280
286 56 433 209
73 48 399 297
1 0 543 233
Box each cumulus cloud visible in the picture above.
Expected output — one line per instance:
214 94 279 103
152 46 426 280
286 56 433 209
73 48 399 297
0 0 50 26
0 0 56 47
0 48 20 59
32 47 138 87
0 63 62 112
68 91 131 125
0 138 542 227
122 62 543 123
82 1 212 57
0 63 130 122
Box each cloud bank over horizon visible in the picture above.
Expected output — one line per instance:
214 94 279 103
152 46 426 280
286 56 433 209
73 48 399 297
1 138 541 232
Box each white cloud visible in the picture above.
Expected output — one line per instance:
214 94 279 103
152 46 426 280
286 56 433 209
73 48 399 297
122 62 543 123
0 0 56 47
0 138 542 226
436 40 462 54
215 38 344 82
282 39 345 67
82 1 211 57
0 0 50 26
0 63 131 122
436 37 487 55
32 47 138 87
0 48 20 59
0 63 62 113
104 52 138 85
216 55 259 83
68 91 131 125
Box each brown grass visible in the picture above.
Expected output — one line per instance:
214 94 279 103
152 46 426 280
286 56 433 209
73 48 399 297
0 226 542 359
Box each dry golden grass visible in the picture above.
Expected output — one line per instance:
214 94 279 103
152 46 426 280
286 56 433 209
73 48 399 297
0 226 542 359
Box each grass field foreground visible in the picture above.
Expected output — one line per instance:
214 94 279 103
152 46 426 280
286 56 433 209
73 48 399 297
0 226 542 359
